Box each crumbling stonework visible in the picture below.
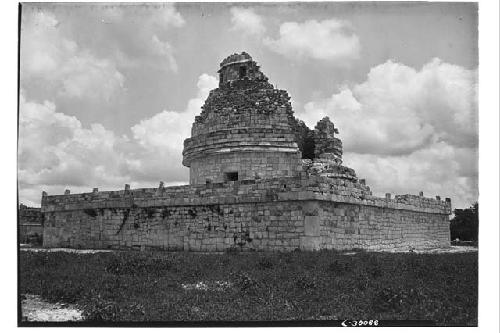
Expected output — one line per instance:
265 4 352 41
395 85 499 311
41 52 452 251
41 175 451 251
183 53 303 185
313 117 342 161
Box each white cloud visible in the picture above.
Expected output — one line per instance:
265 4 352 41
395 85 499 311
127 74 218 181
100 4 185 73
59 52 125 100
18 92 128 191
149 3 186 29
264 19 360 63
344 143 478 209
230 7 266 37
299 58 478 208
131 73 217 150
301 58 478 154
18 74 218 206
151 35 179 72
21 10 125 101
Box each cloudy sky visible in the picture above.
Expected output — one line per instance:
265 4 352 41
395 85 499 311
18 2 478 209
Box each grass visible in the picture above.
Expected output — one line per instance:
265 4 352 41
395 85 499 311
19 249 477 325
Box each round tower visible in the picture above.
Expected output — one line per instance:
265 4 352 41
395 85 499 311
182 52 303 185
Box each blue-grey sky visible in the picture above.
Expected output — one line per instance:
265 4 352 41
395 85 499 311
19 2 478 208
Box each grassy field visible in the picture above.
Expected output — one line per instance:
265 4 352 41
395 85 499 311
19 249 477 325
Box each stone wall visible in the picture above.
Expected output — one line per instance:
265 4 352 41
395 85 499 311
19 204 44 244
183 61 303 185
314 117 342 163
41 175 451 251
189 151 302 185
317 202 450 251
218 52 269 87
43 201 307 251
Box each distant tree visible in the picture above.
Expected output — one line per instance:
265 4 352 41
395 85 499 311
450 202 478 242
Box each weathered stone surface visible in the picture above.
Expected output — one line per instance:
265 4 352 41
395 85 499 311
41 175 451 251
300 236 321 251
183 53 302 185
304 216 320 236
19 204 44 243
40 52 452 252
314 116 342 163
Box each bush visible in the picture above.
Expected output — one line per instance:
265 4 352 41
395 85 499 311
257 257 274 270
327 259 351 276
105 255 172 276
450 202 478 242
82 295 120 321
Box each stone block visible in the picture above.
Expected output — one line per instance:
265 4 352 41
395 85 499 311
300 236 321 251
304 216 320 236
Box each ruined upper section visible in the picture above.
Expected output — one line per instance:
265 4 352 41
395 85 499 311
314 117 343 163
182 52 360 185
218 52 270 87
183 52 302 184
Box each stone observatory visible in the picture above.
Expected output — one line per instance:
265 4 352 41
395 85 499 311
41 52 452 252
183 52 302 184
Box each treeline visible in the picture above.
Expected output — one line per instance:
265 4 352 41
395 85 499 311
450 202 478 243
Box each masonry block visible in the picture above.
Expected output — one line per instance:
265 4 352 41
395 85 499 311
300 236 321 251
304 216 320 236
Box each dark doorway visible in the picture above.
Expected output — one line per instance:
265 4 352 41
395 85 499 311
225 172 239 182
239 66 247 78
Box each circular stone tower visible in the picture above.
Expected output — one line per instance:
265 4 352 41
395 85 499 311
182 52 303 185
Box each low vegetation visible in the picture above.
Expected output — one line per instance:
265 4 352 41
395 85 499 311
19 250 477 325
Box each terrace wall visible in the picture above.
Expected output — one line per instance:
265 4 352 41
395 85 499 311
41 176 451 251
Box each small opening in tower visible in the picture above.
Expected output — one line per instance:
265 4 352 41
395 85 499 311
239 66 247 78
225 172 239 182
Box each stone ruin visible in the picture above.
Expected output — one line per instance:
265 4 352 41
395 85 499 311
18 204 43 244
40 52 451 251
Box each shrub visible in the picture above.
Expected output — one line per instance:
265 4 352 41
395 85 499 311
257 257 274 270
450 202 478 242
327 259 351 276
82 295 120 321
105 255 172 276
295 275 317 290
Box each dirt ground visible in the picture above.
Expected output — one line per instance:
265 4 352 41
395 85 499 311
21 245 478 255
21 294 83 322
20 247 113 254
383 245 478 254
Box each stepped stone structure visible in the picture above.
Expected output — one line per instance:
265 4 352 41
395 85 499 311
183 52 302 184
40 52 451 252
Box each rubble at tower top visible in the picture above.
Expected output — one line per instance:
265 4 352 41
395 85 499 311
182 51 357 184
219 52 253 67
